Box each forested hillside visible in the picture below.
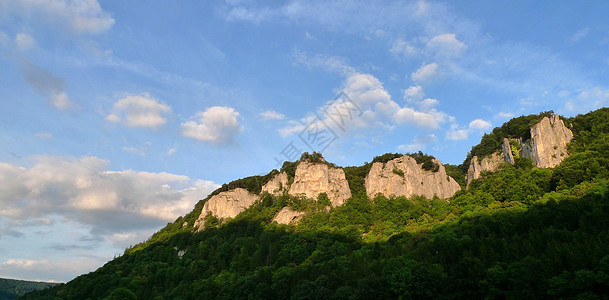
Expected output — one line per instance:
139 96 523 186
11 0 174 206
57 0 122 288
23 108 609 299
0 278 57 300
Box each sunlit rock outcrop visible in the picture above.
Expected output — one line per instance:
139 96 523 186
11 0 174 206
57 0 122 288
365 155 460 200
466 114 573 187
288 161 352 207
272 207 305 225
261 172 289 196
528 114 573 168
194 188 258 228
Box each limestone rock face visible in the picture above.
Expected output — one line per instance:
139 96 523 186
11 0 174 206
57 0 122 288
465 114 574 187
502 138 515 165
527 115 573 168
466 152 506 188
272 207 305 225
194 188 258 228
365 155 460 200
261 172 289 196
288 161 352 207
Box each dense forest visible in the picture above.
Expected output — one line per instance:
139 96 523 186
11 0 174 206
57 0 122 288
0 278 57 300
23 108 609 299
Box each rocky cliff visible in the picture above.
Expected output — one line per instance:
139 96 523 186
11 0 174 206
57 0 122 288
288 161 352 207
261 172 289 196
196 115 573 227
528 114 573 168
272 207 305 225
466 115 573 187
466 152 508 188
365 155 460 200
194 188 258 229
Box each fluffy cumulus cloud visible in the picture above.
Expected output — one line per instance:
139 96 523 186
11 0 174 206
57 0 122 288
259 110 286 120
0 156 219 234
411 62 439 82
279 68 450 138
106 95 172 128
22 61 75 110
404 85 439 110
446 118 492 141
181 106 242 144
469 119 492 130
4 0 115 34
426 33 467 57
394 106 447 129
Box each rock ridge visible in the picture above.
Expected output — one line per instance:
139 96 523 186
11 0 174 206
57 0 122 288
194 188 258 229
465 114 573 187
288 161 352 207
365 155 460 200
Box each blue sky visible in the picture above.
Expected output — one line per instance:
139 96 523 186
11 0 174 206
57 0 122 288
1 0 608 282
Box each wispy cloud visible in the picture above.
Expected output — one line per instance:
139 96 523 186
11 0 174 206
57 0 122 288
21 60 75 110
570 27 590 42
411 62 439 82
4 0 114 35
259 110 286 120
397 134 437 152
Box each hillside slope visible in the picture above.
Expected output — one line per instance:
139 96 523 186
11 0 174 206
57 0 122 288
0 278 57 300
23 108 609 299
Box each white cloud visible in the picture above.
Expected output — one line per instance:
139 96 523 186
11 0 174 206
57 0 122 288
446 128 468 141
6 0 114 34
404 85 439 110
426 33 467 57
278 119 309 137
259 110 286 120
280 65 451 137
22 61 75 110
389 38 418 57
122 142 150 157
107 95 171 129
181 106 242 144
404 85 424 101
51 91 72 110
0 155 219 235
446 119 492 141
15 33 36 50
411 62 439 82
494 112 514 119
293 51 355 75
468 119 491 130
394 107 447 129
397 134 437 152
342 73 392 105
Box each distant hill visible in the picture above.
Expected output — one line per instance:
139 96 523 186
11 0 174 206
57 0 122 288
0 278 57 300
23 107 609 299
